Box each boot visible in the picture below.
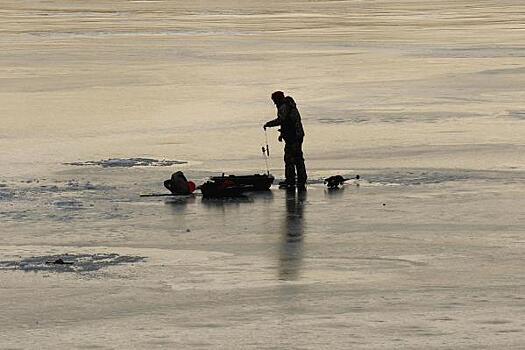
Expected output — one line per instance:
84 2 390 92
279 181 295 189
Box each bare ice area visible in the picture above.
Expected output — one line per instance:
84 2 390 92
1 166 524 348
1 0 524 348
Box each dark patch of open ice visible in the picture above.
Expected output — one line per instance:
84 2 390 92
306 170 470 186
507 110 525 120
354 169 525 186
0 253 146 273
65 157 187 168
0 188 14 201
52 199 85 210
315 110 481 125
364 170 471 186
38 180 114 193
411 47 525 59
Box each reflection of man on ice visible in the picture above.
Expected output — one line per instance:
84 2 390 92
264 91 307 191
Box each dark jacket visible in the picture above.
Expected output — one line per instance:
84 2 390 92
265 96 305 143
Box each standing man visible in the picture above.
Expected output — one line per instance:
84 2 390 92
264 91 307 191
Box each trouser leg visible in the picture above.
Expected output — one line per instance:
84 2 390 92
296 141 307 186
284 143 297 185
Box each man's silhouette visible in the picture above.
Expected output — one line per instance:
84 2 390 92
264 91 307 190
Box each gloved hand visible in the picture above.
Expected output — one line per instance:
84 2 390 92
263 123 268 130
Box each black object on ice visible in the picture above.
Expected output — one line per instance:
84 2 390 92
325 175 351 189
200 173 274 198
279 181 307 192
46 258 73 265
199 181 246 198
278 181 300 190
164 171 195 195
210 174 274 191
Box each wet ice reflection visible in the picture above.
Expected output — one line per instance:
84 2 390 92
278 190 306 281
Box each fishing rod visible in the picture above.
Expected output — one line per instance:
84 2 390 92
262 128 270 175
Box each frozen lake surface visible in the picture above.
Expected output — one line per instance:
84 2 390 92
1 0 524 348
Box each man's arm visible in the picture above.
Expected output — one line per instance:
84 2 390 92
264 117 281 128
264 105 287 129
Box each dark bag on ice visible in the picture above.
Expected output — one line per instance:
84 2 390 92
164 171 191 195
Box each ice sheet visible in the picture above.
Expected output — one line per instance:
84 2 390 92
1 0 524 348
